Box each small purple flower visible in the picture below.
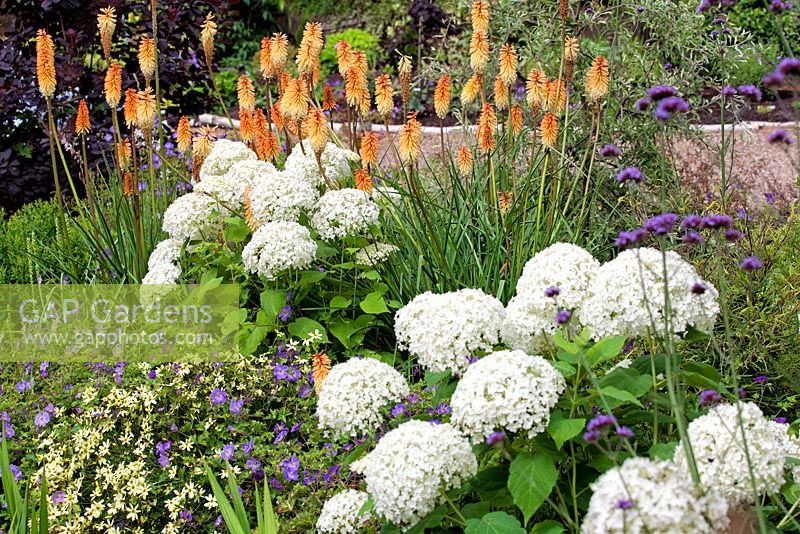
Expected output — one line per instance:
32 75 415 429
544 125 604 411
214 515 224 528
210 388 228 405
615 426 634 438
280 456 300 482
407 392 420 404
767 129 794 145
643 213 679 235
762 70 785 86
774 417 788 424
323 464 340 488
486 431 506 445
220 443 235 461
635 97 651 112
616 499 634 510
701 214 734 229
599 144 622 158
721 85 737 98
544 286 561 298
155 440 172 456
724 228 743 242
179 510 193 523
555 310 572 326
737 85 762 102
434 402 451 415
34 411 50 428
646 85 679 101
777 57 800 76
616 167 643 183
738 387 747 399
587 414 618 431
752 375 768 383
2 464 22 483
765 192 776 205
273 424 288 445
583 430 601 442
681 215 703 229
699 389 722 407
148 369 157 379
769 0 793 10
229 398 244 415
655 96 689 121
691 282 707 295
15 381 30 393
739 256 763 271
278 305 292 323
242 439 255 457
391 403 408 418
683 231 704 245
615 228 647 249
51 490 66 505
697 0 712 11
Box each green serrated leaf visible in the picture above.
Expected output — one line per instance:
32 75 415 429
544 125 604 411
508 452 557 525
547 414 586 449
287 318 328 343
599 385 643 407
530 519 565 534
465 511 526 534
360 291 389 314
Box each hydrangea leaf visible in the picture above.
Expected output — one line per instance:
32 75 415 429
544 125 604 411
508 451 557 525
585 336 627 368
464 511 526 534
547 413 586 449
530 520 565 534
598 385 643 407
287 318 329 343
359 292 389 314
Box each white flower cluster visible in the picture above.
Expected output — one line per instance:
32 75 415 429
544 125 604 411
502 243 600 352
316 357 410 437
674 402 787 505
195 159 279 209
769 421 800 484
580 248 720 339
198 139 257 182
141 238 183 285
394 288 505 374
582 457 729 534
450 349 565 442
311 189 380 240
162 192 222 240
354 243 399 266
284 140 359 187
351 420 477 528
248 168 318 226
316 489 373 533
241 221 317 280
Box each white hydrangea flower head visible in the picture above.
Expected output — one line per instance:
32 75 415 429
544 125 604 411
769 421 800 483
195 159 279 209
502 243 599 352
241 221 317 280
142 238 183 285
394 288 505 374
162 192 222 240
351 420 477 528
674 402 786 505
354 243 398 266
310 189 380 240
579 247 720 339
316 489 373 533
199 139 257 182
248 169 318 226
284 140 358 187
450 349 565 442
582 457 729 534
316 357 410 437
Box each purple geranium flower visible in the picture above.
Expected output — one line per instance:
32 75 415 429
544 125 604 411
229 398 244 415
34 411 50 428
280 456 300 482
210 388 228 405
220 443 235 461
486 431 506 445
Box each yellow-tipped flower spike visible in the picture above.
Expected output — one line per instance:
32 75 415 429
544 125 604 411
456 145 473 176
355 168 373 194
239 109 255 143
200 13 217 67
398 54 413 107
564 36 580 63
135 87 157 131
398 112 422 165
116 139 131 169
138 36 156 81
469 31 489 75
123 88 138 128
559 0 570 23
36 30 56 99
434 74 451 119
322 83 337 111
358 84 371 117
192 127 215 181
526 69 548 109
104 62 122 108
477 103 497 154
461 74 481 105
312 351 332 393
471 0 490 33
510 104 523 136
97 7 117 59
123 171 134 197
280 78 309 121
345 67 367 109
278 71 290 96
270 102 285 131
540 112 558 148
269 33 289 73
352 50 368 78
237 75 256 113
493 76 509 110
374 74 394 118
244 185 258 231
498 191 512 215
360 132 379 168
498 44 518 86
585 55 609 101
296 21 323 79
547 78 567 112
75 99 91 135
335 41 353 76
259 37 273 78
177 116 192 153
305 107 328 155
